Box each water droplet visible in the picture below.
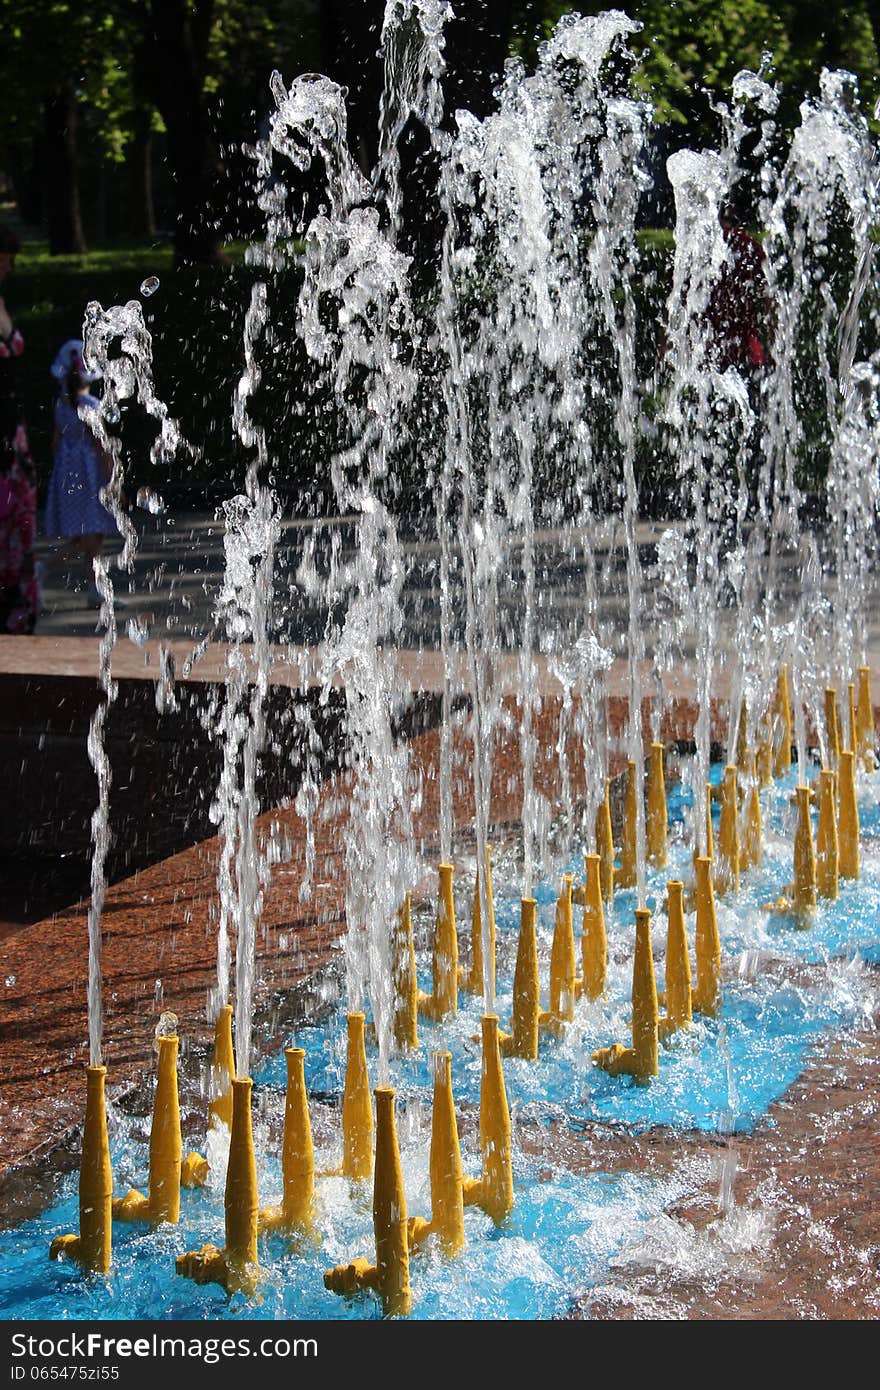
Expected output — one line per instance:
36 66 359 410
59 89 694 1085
136 487 166 515
154 1009 178 1046
126 615 149 647
140 275 160 298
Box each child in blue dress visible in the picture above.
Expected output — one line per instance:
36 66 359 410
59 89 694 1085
45 339 118 595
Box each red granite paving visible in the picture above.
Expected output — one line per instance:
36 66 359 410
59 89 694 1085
558 1020 880 1319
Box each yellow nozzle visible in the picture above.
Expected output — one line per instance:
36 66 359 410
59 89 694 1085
418 863 458 1021
816 769 839 901
838 749 860 880
49 1065 113 1274
224 1077 260 1271
465 845 496 1000
595 779 615 904
646 742 668 869
735 701 749 770
152 1035 204 1217
409 1051 465 1258
341 1011 374 1182
580 853 607 1003
773 664 793 777
659 881 692 1037
176 1076 262 1296
208 1003 236 1135
845 680 855 759
857 666 876 771
692 782 714 873
260 1048 315 1236
715 765 740 896
113 1034 204 1227
692 856 722 1017
617 759 639 888
500 898 539 1060
392 893 419 1053
791 784 818 920
463 1015 514 1225
741 753 763 872
325 1086 411 1317
540 874 578 1035
592 908 658 1082
824 688 840 766
756 718 773 788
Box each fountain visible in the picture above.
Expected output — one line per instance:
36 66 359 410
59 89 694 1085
3 2 880 1322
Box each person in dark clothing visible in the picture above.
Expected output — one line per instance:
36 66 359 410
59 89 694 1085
705 219 773 372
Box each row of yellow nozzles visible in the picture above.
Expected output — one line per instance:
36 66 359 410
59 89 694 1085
49 1002 514 1320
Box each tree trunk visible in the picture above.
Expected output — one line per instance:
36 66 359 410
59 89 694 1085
443 0 513 121
143 0 222 266
7 141 43 229
43 82 86 255
319 0 386 175
128 110 157 240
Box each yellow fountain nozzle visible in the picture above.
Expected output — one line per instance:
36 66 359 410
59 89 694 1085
208 1003 236 1136
341 1011 374 1183
693 855 722 1017
149 1034 183 1223
50 1064 113 1274
741 752 763 872
370 1085 412 1316
756 719 773 787
501 897 539 1060
646 741 668 869
418 862 459 1021
838 749 860 880
791 784 818 919
659 880 692 1037
630 908 659 1078
715 765 740 896
540 873 578 1035
178 1075 263 1296
824 687 841 765
410 1050 465 1258
326 1086 412 1317
224 1077 261 1271
692 782 714 868
735 701 749 770
113 1033 201 1227
774 663 793 777
580 853 607 1003
596 778 615 903
464 1015 514 1225
856 666 876 771
392 893 419 1053
593 908 658 1082
617 759 639 888
466 844 496 1001
260 1046 316 1238
816 768 839 901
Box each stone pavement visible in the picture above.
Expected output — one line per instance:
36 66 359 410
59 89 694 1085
35 509 880 666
